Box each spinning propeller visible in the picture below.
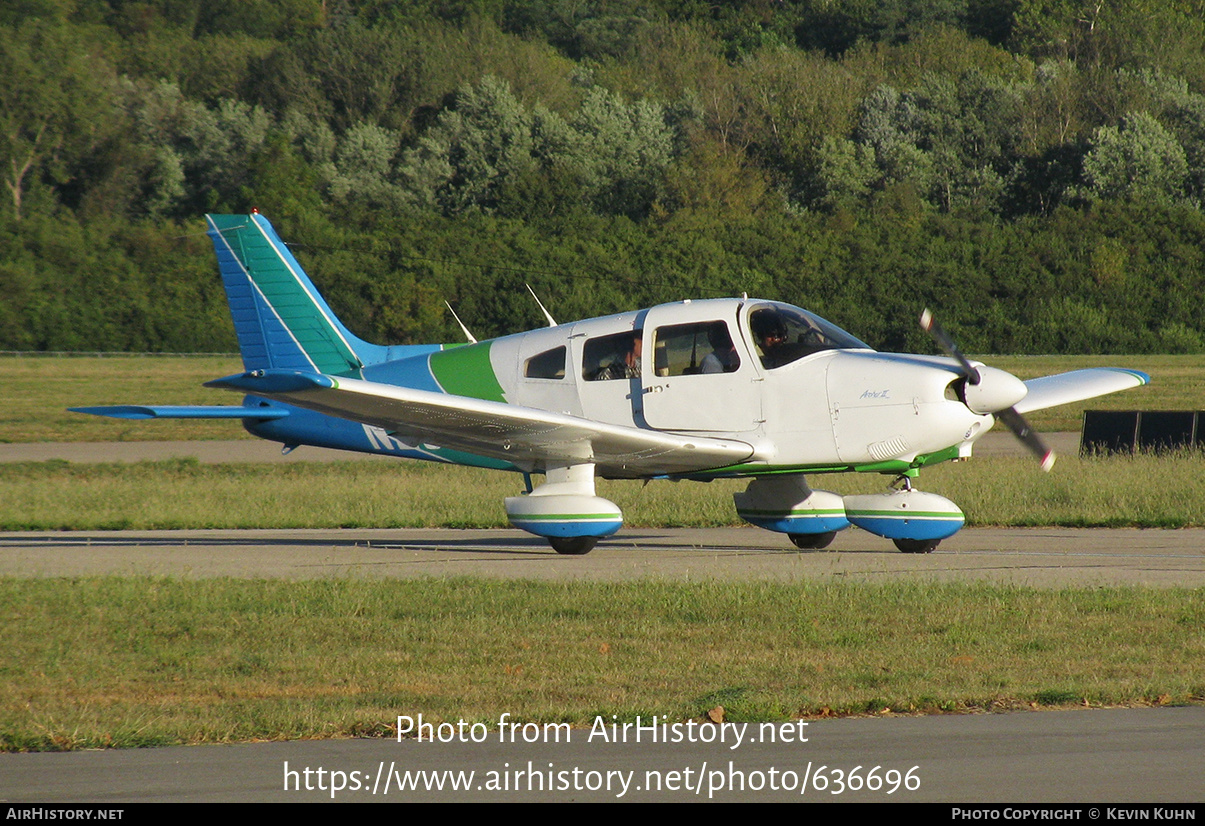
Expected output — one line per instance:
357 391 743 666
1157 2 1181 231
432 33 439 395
920 309 1056 472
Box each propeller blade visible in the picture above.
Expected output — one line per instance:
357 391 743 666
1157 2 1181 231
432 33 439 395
920 308 980 385
996 406 1056 472
921 308 1053 471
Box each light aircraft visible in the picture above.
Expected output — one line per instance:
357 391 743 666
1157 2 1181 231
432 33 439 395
74 212 1150 554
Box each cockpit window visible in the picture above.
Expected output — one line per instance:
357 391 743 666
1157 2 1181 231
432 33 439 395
748 305 868 369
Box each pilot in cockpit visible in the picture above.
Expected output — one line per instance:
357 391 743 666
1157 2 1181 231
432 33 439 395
751 311 793 368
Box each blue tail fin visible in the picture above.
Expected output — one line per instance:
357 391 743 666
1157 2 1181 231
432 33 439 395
206 213 389 375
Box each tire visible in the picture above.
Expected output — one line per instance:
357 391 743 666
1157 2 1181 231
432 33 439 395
893 538 940 554
788 531 837 550
549 536 598 555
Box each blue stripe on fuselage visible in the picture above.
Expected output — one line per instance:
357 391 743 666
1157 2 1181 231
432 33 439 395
360 347 445 392
242 398 515 471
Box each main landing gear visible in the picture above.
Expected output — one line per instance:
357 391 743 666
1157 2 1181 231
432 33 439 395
504 464 621 556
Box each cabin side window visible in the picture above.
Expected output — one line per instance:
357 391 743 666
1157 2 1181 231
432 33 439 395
524 346 566 380
652 321 740 377
583 330 642 381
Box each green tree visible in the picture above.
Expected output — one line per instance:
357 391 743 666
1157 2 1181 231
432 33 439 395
565 87 674 217
1078 111 1188 206
398 77 676 220
0 20 118 219
796 0 974 55
826 71 1025 212
326 123 404 208
741 46 865 200
1127 70 1205 205
816 135 880 210
398 75 537 215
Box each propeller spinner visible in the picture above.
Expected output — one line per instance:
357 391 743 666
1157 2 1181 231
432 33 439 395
920 309 1056 472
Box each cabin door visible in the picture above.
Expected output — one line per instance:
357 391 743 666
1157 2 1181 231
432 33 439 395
640 305 761 433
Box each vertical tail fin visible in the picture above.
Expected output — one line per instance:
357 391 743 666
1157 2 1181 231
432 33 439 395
207 213 384 375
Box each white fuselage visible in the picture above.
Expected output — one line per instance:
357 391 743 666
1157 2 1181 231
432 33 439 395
480 298 993 473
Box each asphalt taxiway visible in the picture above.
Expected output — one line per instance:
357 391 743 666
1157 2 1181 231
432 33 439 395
2 525 1204 587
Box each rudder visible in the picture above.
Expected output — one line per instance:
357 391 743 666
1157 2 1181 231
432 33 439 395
206 213 380 375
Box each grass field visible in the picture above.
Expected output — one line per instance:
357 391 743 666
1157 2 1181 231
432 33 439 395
2 577 1202 751
3 452 1205 530
0 353 1191 442
1 354 244 443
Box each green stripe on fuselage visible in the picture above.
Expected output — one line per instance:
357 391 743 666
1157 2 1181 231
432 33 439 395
844 510 960 519
683 443 965 480
429 341 506 403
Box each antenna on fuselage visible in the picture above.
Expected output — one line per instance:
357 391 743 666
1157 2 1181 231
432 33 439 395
526 284 558 328
444 301 478 344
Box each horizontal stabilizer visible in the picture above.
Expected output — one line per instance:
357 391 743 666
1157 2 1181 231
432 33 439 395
205 371 335 394
70 405 290 421
1014 368 1150 414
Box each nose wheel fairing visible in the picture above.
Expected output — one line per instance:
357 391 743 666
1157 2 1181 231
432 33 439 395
843 489 965 541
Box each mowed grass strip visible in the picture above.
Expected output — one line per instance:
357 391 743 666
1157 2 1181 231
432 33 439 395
4 453 1205 530
0 355 244 443
2 577 1202 751
0 353 1191 443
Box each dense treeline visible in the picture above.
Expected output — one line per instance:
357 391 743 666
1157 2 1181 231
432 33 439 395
3 0 1205 354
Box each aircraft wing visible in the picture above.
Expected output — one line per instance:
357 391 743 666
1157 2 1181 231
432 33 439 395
1014 368 1150 414
205 369 756 475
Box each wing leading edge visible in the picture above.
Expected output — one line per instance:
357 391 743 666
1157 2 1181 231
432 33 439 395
205 369 756 476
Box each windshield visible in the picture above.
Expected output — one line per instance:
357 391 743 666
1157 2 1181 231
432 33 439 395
747 304 870 369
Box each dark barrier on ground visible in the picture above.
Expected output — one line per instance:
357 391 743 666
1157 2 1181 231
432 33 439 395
1082 410 1201 454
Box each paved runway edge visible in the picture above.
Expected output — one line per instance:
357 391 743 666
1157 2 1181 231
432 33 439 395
2 526 1204 587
